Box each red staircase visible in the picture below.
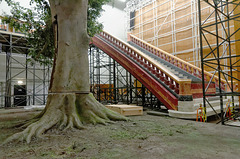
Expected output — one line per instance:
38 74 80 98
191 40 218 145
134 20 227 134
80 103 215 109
91 31 226 111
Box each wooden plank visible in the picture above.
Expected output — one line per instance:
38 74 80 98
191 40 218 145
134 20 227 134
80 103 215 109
106 105 143 116
121 108 143 116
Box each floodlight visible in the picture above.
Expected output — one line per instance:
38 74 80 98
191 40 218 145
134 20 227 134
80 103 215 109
17 80 23 84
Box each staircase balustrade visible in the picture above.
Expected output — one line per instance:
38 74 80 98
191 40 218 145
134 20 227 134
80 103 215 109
99 31 192 96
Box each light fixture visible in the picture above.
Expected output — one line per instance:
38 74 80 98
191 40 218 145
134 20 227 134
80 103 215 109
17 80 23 85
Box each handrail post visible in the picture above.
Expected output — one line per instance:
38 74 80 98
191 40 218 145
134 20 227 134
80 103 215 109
178 80 192 97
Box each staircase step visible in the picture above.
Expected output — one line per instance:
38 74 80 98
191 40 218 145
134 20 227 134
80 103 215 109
170 96 239 119
169 105 226 119
193 99 228 110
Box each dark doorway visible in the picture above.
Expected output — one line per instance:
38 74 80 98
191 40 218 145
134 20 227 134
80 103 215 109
14 85 27 106
130 11 135 30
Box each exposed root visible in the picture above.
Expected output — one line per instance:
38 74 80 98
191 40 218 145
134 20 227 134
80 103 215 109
3 93 127 144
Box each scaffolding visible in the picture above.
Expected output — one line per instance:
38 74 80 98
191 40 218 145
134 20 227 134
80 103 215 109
0 23 51 108
198 0 240 125
89 45 162 109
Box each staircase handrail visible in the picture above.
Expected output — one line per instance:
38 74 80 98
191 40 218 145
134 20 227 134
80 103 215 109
128 33 230 91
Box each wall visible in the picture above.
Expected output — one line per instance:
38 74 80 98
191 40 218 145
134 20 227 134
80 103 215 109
99 5 127 41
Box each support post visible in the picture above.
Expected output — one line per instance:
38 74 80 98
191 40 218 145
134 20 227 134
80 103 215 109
25 53 28 105
113 60 117 103
43 60 46 105
126 71 129 104
198 0 207 122
235 1 240 108
96 48 101 102
33 61 36 105
213 1 224 124
130 74 133 104
5 34 12 107
142 85 145 106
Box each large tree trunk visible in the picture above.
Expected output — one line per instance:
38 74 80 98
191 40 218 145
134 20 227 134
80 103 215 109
49 0 90 93
4 0 126 144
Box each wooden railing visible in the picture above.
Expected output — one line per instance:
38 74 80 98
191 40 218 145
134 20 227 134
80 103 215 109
128 33 228 91
99 31 192 96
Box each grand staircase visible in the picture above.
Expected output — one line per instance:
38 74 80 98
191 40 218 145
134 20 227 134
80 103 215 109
91 31 237 119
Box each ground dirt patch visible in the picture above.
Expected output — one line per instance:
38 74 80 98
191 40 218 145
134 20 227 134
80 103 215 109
0 109 239 159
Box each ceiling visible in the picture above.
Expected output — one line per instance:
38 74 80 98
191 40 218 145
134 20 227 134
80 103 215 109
107 0 129 10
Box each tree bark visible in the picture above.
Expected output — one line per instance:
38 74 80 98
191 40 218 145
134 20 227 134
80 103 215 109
4 0 126 144
49 0 90 93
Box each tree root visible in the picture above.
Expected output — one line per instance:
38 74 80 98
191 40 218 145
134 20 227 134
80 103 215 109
3 93 127 144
